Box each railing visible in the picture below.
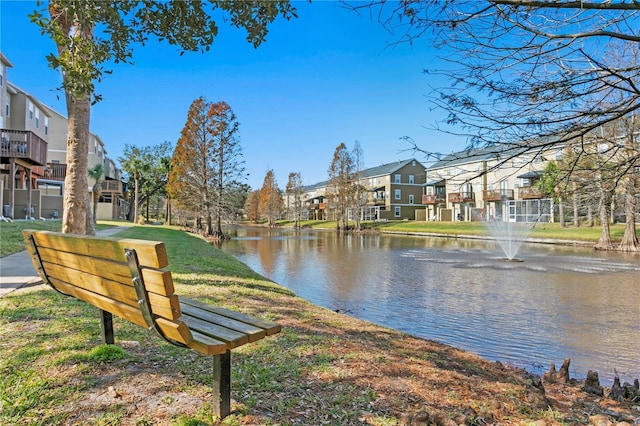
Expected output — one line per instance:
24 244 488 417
518 187 543 199
0 129 48 165
367 196 386 206
448 192 475 203
44 163 67 181
100 180 123 194
482 189 514 202
305 202 326 210
422 194 446 205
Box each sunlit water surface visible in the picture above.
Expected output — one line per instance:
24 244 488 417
221 227 640 385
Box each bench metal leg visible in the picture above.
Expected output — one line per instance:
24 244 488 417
212 350 231 418
99 310 114 344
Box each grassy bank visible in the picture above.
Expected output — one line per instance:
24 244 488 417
0 220 115 256
277 219 633 244
1 224 636 425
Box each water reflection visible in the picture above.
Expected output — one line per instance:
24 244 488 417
222 227 640 385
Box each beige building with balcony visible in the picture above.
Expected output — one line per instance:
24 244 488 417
1 51 127 220
423 145 563 222
1 63 50 218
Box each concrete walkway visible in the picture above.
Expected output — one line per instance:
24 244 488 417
0 227 127 298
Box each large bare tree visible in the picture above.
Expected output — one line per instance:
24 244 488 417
259 169 283 227
327 143 356 232
168 98 243 238
285 172 304 229
31 1 296 234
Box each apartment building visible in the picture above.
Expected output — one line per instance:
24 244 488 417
0 52 127 220
423 145 563 222
1 53 49 218
301 159 427 221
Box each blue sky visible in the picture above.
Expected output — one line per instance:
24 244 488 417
1 0 467 189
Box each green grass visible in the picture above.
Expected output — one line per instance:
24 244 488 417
280 219 634 243
0 220 118 256
0 220 62 256
1 224 628 425
0 225 295 424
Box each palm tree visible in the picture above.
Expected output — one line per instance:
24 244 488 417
88 164 105 225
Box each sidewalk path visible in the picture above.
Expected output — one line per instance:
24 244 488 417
0 227 127 298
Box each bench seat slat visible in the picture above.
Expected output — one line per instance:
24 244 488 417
181 303 266 343
182 298 282 335
44 265 181 320
187 331 228 355
181 315 249 349
27 230 169 268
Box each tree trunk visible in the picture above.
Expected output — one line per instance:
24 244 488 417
166 196 171 226
62 94 91 235
618 179 639 252
558 196 565 228
594 194 613 250
133 174 140 223
92 182 101 224
586 205 593 227
572 182 579 227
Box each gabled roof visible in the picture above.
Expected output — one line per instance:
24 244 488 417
302 159 424 192
0 52 14 68
360 158 423 178
429 145 532 169
7 81 52 118
302 180 328 192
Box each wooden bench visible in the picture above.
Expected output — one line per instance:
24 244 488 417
22 230 281 419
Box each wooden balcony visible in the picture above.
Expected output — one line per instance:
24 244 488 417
483 189 514 202
44 163 67 181
519 186 543 200
448 192 475 203
422 194 446 205
367 196 386 206
0 129 48 166
100 180 124 194
306 202 326 210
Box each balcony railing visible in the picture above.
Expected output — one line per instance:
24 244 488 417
1 129 48 166
448 192 475 203
367 196 386 206
518 187 543 200
44 163 67 181
482 189 514 202
100 180 124 194
422 194 446 205
305 202 326 210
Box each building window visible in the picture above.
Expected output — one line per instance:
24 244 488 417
44 117 49 135
99 193 113 203
35 110 40 128
28 101 34 119
394 189 401 200
394 207 401 217
409 175 414 184
409 194 414 204
394 174 401 183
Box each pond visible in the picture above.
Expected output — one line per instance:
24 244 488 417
221 226 640 385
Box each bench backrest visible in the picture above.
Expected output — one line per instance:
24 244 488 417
22 230 194 347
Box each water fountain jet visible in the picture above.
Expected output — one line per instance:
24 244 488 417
486 220 535 261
